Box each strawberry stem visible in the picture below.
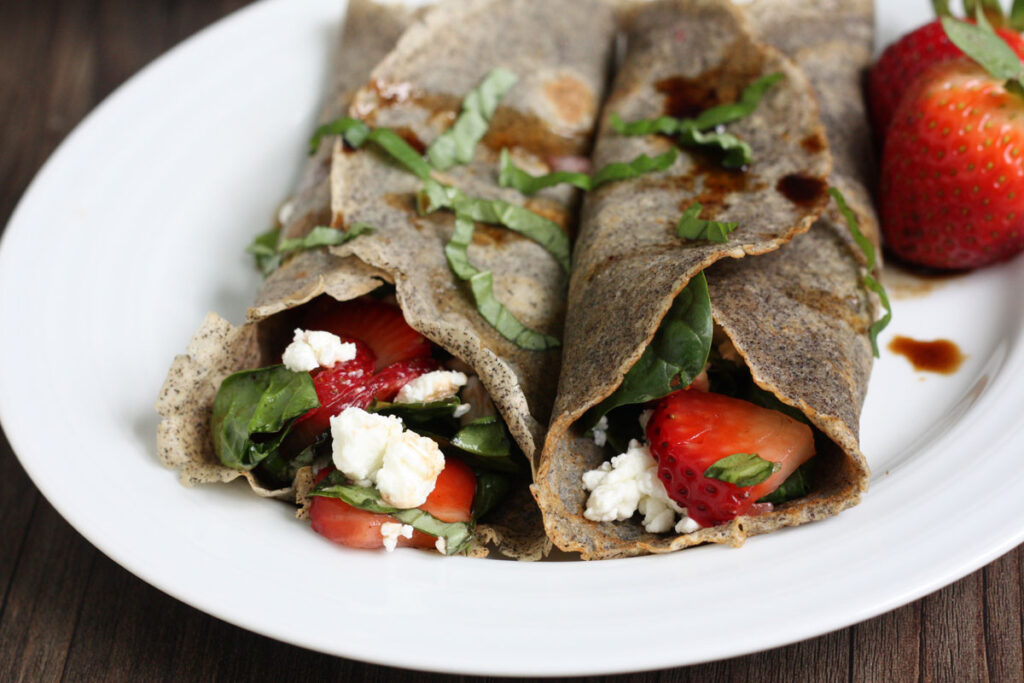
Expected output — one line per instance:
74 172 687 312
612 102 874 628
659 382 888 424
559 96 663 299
1012 0 1024 30
932 0 952 17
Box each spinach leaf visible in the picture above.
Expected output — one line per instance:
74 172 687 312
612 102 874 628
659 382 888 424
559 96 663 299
470 471 515 520
449 417 520 473
584 272 713 429
427 68 518 170
211 366 320 470
310 479 475 555
704 452 780 487
757 461 813 505
368 396 462 427
257 430 330 488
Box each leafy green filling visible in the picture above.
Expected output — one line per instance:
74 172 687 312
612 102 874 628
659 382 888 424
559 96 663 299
498 148 678 195
704 452 780 487
210 365 320 470
427 68 518 170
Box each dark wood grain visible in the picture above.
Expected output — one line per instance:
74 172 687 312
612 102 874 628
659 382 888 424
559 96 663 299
0 1 1022 681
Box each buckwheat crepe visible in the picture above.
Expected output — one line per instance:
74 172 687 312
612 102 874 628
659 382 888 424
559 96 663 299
533 0 876 559
158 0 617 560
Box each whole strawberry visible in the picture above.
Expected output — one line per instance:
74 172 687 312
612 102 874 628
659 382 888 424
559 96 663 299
880 19 1024 269
869 19 1024 144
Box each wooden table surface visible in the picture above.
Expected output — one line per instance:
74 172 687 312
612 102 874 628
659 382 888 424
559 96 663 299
1 1 1021 680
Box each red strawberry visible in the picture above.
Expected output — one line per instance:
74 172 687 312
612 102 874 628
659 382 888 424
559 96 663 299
646 390 815 528
303 298 432 370
284 355 439 454
880 57 1024 269
309 459 477 551
869 19 1024 143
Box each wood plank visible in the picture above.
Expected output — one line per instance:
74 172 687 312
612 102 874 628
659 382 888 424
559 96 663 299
852 603 921 682
683 626 851 683
0 498 98 683
921 568 989 682
983 547 1024 683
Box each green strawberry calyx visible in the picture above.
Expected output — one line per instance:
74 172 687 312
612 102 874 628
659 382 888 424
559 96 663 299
941 13 1024 96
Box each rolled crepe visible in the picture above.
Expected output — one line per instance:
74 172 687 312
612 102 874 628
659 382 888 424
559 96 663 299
534 0 875 559
158 0 618 560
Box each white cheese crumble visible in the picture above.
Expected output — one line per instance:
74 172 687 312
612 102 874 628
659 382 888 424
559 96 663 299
375 430 445 509
282 328 356 372
591 415 609 447
435 537 447 554
277 200 295 226
330 407 444 509
582 439 701 534
395 370 468 404
452 403 472 418
380 522 414 552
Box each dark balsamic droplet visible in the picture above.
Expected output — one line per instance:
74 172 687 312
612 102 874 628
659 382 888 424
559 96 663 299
777 173 827 207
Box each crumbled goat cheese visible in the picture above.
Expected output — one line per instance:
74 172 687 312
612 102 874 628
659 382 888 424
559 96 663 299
376 430 445 509
330 407 445 508
452 403 472 418
591 415 609 447
277 200 295 226
395 370 468 404
282 328 356 372
330 408 403 484
582 439 701 533
435 537 447 554
380 522 414 552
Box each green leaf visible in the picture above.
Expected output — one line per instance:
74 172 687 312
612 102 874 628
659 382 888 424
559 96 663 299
443 214 560 350
277 223 375 254
1011 0 1024 31
675 202 739 243
309 481 475 555
257 430 329 488
309 116 431 179
427 68 518 171
367 396 462 426
704 452 780 488
828 187 893 357
609 73 782 169
498 148 678 195
246 227 282 276
584 272 713 429
687 73 785 131
420 179 571 272
469 270 561 350
757 461 813 505
941 16 1024 88
451 417 512 458
676 127 752 168
470 471 515 519
211 366 320 470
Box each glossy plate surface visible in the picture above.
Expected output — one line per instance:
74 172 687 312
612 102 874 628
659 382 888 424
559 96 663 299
1 0 1021 676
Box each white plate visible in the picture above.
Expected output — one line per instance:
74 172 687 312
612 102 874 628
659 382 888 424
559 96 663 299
1 0 1022 676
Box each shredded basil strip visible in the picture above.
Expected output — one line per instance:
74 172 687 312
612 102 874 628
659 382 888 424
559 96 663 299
308 116 431 179
676 202 739 243
246 227 283 276
583 272 713 430
421 179 571 272
211 366 320 470
310 481 474 555
498 148 678 195
704 453 780 488
427 68 518 170
444 215 560 350
828 187 893 357
247 223 374 276
610 73 782 168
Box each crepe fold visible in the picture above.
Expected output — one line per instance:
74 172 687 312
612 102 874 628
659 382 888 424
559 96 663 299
158 0 618 560
533 0 876 559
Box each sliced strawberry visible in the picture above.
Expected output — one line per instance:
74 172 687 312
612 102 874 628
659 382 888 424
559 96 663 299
309 460 477 550
646 390 815 528
303 298 432 371
284 356 439 454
